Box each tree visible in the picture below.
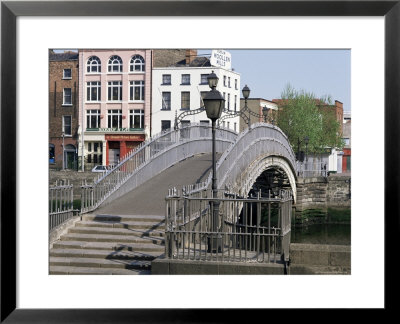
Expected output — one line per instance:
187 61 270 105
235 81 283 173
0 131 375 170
276 84 343 155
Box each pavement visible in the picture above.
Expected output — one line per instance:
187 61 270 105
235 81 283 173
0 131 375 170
95 153 219 216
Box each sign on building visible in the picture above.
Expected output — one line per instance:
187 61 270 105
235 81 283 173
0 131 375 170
210 50 232 69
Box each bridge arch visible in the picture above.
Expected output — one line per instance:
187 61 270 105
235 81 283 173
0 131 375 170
213 123 297 203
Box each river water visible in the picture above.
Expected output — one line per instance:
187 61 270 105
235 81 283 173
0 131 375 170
291 223 351 245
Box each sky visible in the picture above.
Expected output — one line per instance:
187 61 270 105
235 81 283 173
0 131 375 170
198 49 351 111
54 49 351 111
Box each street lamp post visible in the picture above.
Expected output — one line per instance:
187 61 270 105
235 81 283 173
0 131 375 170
242 85 250 128
62 131 65 170
203 71 225 253
262 106 269 123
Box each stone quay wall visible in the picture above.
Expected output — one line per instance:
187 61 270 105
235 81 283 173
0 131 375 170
49 170 98 200
294 174 351 224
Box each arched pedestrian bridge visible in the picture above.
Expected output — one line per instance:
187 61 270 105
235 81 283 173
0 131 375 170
81 123 298 215
50 123 298 274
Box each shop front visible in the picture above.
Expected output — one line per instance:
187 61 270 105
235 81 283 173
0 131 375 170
105 134 145 166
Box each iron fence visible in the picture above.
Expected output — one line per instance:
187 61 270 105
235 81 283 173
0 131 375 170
49 180 77 232
81 124 238 213
165 188 292 263
297 161 328 177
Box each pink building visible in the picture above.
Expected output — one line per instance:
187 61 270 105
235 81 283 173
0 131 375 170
78 49 152 169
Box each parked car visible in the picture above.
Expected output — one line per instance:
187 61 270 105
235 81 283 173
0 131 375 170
91 165 109 173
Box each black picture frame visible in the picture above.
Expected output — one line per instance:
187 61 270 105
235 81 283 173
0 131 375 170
1 0 398 322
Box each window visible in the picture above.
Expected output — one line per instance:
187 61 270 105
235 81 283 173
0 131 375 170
180 120 191 138
162 74 171 85
234 95 237 111
107 81 122 101
86 142 103 165
86 109 100 129
129 81 145 101
200 74 209 85
87 56 101 73
130 55 145 72
223 76 227 86
181 74 190 85
49 144 55 163
62 116 72 136
108 55 123 73
228 77 231 88
129 109 145 129
343 138 350 145
235 79 238 90
227 122 230 129
181 92 190 110
227 93 230 110
63 88 72 105
200 91 208 108
63 69 72 79
161 120 171 132
86 82 101 101
107 110 122 128
223 92 226 108
234 122 237 132
161 92 171 110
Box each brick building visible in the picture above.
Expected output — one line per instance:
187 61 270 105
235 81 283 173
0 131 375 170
239 98 278 132
49 50 79 170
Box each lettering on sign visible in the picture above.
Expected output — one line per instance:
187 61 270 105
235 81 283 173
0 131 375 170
210 50 232 69
106 134 145 141
99 128 130 132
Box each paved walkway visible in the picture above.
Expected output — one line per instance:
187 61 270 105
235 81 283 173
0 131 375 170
95 153 218 216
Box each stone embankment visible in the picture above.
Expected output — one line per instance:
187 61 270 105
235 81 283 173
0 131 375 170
289 243 351 274
49 170 98 200
294 174 351 224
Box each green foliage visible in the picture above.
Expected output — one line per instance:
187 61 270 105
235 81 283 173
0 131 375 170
276 84 343 153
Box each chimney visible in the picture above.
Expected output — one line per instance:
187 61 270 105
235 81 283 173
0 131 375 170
185 49 197 65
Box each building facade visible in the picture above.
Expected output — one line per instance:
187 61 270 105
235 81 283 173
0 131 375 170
342 111 351 173
239 98 278 132
78 49 152 170
49 51 79 170
151 51 241 134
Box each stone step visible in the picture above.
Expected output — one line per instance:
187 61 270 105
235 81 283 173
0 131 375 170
50 248 163 261
52 240 165 253
82 214 165 223
49 256 151 271
68 226 164 238
49 265 151 275
75 221 165 232
60 233 165 245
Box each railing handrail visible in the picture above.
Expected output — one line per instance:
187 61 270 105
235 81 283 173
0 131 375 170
181 123 298 197
81 123 238 213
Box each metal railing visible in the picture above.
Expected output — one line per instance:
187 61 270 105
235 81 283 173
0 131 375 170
49 180 77 232
81 124 238 213
297 161 328 177
165 188 292 263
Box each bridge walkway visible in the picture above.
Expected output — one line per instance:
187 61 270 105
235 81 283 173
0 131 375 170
49 153 216 275
96 153 215 216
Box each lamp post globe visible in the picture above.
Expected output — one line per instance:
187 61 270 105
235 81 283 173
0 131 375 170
242 85 250 99
207 70 219 89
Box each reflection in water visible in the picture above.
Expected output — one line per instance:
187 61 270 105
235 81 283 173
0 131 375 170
291 223 351 245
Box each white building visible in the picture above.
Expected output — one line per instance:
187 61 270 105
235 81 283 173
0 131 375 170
151 54 241 134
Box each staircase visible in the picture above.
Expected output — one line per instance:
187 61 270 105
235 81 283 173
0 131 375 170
49 214 165 275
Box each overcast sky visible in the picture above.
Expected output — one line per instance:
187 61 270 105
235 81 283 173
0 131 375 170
199 49 351 111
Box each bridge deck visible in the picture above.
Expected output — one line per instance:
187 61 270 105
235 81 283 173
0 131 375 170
95 153 218 216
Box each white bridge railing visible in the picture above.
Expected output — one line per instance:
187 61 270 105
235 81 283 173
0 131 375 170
81 124 238 213
182 123 298 199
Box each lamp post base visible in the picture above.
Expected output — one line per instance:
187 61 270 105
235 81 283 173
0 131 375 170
207 235 223 253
